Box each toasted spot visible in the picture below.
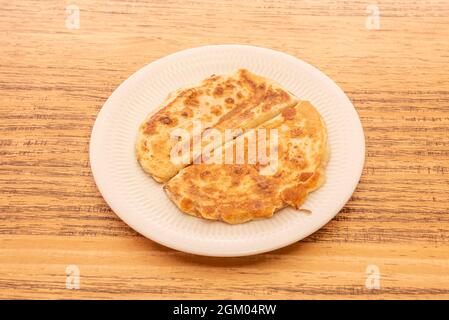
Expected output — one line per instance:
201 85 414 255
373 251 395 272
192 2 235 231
290 128 303 136
158 116 178 126
255 178 270 190
200 170 211 179
225 82 235 89
159 116 172 124
232 166 245 175
213 86 224 97
225 97 234 104
181 107 193 117
180 198 193 211
299 172 313 182
144 122 157 134
239 70 258 92
281 106 296 120
251 84 266 104
211 105 222 116
266 88 289 104
184 91 200 106
140 142 149 153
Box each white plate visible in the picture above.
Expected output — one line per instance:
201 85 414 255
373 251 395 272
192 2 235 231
90 45 365 257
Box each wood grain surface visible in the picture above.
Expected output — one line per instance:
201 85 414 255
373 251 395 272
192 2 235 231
1 0 448 299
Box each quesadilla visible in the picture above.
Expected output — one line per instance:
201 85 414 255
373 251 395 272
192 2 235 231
136 69 298 182
164 101 328 224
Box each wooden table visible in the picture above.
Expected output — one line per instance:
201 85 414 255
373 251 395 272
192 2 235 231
1 0 448 299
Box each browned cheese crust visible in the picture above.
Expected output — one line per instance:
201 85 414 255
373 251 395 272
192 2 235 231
164 101 328 224
136 69 298 182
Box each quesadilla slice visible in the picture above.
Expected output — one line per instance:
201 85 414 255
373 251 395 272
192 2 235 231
164 101 328 224
136 69 298 182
